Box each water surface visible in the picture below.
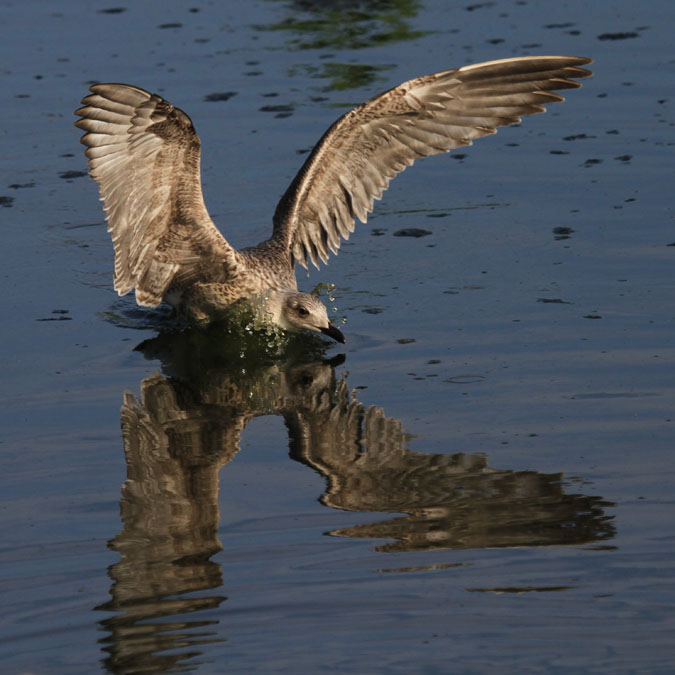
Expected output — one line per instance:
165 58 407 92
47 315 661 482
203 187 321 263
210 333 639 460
1 0 674 672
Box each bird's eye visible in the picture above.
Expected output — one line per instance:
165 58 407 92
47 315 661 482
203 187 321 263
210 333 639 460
298 307 309 317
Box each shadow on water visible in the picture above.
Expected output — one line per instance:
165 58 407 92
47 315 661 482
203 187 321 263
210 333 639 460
95 328 615 672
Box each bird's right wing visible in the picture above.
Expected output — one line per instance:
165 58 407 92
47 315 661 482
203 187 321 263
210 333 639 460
271 56 592 270
75 84 240 306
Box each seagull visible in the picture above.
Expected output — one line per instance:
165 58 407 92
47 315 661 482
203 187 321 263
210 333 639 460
75 55 592 343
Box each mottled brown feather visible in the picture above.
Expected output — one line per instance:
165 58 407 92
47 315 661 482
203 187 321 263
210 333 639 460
75 83 240 307
272 55 592 269
75 56 592 326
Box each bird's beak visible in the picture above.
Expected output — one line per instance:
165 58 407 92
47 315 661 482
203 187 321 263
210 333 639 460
320 322 346 344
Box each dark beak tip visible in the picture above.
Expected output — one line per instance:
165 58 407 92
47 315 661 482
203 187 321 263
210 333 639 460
321 323 346 344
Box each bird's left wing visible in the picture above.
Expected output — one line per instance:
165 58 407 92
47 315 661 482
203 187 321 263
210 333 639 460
75 84 239 306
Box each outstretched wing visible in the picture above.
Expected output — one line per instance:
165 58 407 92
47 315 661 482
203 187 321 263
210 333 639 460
75 84 238 306
272 55 592 270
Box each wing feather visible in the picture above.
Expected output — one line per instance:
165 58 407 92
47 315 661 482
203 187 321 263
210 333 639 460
272 55 592 270
75 84 238 306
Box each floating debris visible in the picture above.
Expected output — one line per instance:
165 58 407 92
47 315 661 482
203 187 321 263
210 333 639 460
394 228 432 238
204 92 237 102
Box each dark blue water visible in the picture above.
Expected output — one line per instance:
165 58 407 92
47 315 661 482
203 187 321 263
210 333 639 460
1 1 674 672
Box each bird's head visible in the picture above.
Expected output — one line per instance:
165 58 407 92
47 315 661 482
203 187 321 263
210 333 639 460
271 290 345 343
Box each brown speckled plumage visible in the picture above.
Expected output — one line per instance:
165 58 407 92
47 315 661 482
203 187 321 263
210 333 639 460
75 56 592 340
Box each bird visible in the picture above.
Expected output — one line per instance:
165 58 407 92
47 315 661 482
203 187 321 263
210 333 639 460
75 55 592 344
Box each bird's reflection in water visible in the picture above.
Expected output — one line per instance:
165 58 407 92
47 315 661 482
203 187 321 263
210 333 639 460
97 327 615 671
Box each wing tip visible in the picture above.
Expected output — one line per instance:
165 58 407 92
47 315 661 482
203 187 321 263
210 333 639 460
457 55 594 80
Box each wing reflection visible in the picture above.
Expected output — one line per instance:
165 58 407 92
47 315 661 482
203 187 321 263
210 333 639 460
96 371 230 673
98 329 614 671
287 382 615 553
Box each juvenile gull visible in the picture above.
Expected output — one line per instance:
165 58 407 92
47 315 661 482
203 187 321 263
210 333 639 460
75 56 592 343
